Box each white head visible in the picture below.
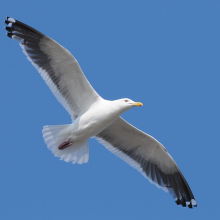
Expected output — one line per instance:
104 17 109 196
115 98 143 111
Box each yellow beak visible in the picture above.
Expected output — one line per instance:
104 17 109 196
132 102 143 107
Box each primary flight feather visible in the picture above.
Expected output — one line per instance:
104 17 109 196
5 17 197 208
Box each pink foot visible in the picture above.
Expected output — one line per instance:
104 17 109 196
58 141 73 150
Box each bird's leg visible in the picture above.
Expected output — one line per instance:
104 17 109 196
58 140 73 150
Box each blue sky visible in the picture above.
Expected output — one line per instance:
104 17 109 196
1 1 219 219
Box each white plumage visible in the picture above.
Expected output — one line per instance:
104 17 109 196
5 17 197 208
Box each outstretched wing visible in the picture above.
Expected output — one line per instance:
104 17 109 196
96 117 197 208
5 17 101 119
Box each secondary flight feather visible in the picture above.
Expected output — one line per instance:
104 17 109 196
5 17 197 208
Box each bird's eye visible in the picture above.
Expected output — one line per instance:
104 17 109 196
125 100 128 102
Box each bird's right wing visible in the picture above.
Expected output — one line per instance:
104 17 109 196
96 117 197 208
5 17 101 120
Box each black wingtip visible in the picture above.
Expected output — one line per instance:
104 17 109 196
5 17 16 26
5 20 10 25
182 203 186 207
5 26 12 32
175 199 181 205
175 198 197 208
6 32 13 39
5 17 16 23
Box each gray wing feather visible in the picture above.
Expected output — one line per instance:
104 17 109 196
96 117 197 208
5 17 100 119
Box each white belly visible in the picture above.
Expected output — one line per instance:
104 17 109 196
70 100 122 141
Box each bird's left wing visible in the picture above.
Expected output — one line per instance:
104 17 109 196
5 17 101 120
96 117 197 208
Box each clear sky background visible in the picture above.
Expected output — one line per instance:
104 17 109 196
1 1 219 219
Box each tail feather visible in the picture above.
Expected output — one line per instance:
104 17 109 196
42 124 89 164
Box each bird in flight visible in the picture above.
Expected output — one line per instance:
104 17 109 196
5 17 197 208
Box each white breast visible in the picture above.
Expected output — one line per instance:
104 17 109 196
71 100 123 141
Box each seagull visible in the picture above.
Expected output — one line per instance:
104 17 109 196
5 17 197 208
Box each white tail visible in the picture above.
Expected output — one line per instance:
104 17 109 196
42 124 89 164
